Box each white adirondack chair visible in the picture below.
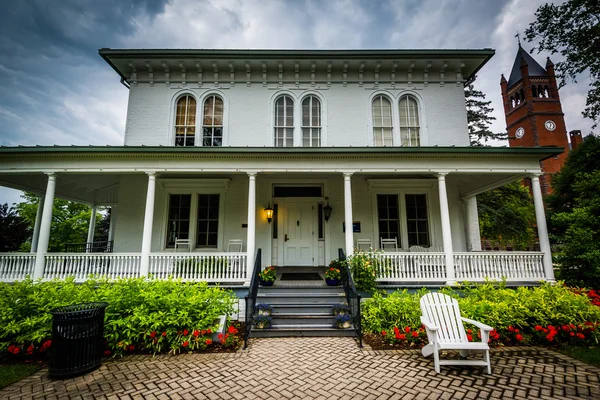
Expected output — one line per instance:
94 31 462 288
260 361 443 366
420 292 494 374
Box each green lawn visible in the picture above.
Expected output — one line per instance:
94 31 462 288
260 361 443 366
558 345 600 367
0 364 41 390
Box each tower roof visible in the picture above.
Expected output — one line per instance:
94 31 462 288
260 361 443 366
507 45 548 87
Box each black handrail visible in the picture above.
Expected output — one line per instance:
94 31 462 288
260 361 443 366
64 241 114 253
339 248 362 347
243 248 262 349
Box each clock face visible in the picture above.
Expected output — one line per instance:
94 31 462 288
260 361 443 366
515 127 525 139
545 120 556 131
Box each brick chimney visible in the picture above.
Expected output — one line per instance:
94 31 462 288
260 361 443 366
569 130 583 150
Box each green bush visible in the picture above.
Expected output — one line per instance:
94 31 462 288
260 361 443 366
347 250 380 292
0 277 236 359
362 282 600 347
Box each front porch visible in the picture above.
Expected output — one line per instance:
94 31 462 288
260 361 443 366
0 146 560 286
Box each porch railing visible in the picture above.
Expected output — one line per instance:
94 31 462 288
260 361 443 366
339 248 362 347
374 252 447 282
148 252 247 282
244 249 262 349
454 252 545 282
64 241 114 253
45 253 141 281
0 254 36 282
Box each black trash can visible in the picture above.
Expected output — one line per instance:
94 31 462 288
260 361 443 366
48 302 108 378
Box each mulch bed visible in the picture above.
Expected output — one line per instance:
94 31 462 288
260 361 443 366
363 333 424 351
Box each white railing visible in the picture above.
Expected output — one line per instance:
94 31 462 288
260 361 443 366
44 253 141 281
374 252 447 282
0 253 36 282
454 252 545 282
149 252 247 282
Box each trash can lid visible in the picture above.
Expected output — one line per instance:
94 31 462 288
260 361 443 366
50 302 109 316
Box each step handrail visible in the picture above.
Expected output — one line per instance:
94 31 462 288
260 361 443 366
243 248 262 349
339 248 363 347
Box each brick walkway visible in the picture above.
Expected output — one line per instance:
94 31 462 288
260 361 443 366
2 338 599 399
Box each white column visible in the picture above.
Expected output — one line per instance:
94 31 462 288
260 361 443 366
30 194 44 253
107 206 117 243
343 173 354 258
87 206 97 249
140 172 157 277
246 173 257 278
531 174 555 281
463 196 482 251
437 173 455 285
33 174 56 279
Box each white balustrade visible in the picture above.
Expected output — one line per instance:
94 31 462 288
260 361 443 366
149 252 247 282
454 252 545 282
0 254 36 282
44 253 141 281
373 252 447 282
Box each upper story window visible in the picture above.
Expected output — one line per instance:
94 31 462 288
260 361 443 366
302 96 321 147
175 95 196 146
372 95 393 146
203 95 224 146
399 95 420 146
274 95 294 147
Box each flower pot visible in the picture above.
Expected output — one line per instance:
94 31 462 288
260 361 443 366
337 321 351 329
256 322 267 329
325 278 340 286
258 310 272 316
335 311 349 316
260 279 274 286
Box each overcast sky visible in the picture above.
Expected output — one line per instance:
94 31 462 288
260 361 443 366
0 0 595 206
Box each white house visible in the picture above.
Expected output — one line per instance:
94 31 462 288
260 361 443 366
0 49 561 286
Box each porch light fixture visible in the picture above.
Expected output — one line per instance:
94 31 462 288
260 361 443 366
323 198 333 222
265 203 274 223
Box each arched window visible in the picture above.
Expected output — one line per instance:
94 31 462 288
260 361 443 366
175 95 196 146
532 86 538 98
302 96 321 147
399 95 420 146
274 95 294 147
202 95 223 146
544 85 550 98
372 95 393 146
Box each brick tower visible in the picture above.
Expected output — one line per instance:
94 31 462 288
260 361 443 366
500 45 570 194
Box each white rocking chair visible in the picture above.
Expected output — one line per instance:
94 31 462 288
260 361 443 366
420 292 494 374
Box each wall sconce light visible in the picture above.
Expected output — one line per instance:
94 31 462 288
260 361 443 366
323 198 333 222
265 203 274 223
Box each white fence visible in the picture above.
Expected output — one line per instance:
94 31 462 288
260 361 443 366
44 254 141 281
374 252 447 282
149 252 247 282
454 252 545 282
0 254 36 282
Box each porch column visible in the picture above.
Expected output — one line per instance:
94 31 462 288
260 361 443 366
343 173 354 258
463 196 482 251
246 173 256 279
33 174 56 279
86 206 97 250
140 172 156 277
30 194 44 253
107 206 117 243
531 173 555 281
437 173 455 285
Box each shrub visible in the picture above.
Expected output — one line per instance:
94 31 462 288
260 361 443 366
347 249 381 292
0 277 236 359
362 282 600 347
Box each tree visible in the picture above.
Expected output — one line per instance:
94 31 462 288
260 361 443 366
547 135 600 288
15 193 104 252
0 203 31 251
465 80 507 146
477 182 537 250
525 0 600 128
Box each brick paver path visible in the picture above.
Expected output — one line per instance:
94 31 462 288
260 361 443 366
2 338 599 399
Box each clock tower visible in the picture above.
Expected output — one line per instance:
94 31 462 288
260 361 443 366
500 44 570 194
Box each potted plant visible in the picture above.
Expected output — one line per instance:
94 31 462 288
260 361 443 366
325 262 341 286
253 315 272 329
331 303 350 316
256 303 273 316
259 266 276 286
334 314 352 329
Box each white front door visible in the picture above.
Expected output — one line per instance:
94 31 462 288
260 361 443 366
283 202 315 266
